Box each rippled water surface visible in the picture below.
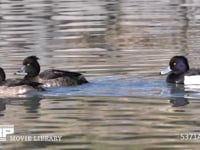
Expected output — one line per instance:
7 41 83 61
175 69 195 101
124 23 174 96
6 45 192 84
1 0 200 149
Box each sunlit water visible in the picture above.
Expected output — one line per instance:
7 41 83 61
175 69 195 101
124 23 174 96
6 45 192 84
1 0 200 149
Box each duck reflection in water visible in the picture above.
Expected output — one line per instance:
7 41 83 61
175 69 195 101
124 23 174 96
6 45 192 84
0 96 42 115
0 100 6 112
167 83 189 107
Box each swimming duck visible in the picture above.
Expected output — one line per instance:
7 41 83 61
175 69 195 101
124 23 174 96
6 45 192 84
0 67 44 96
15 56 89 87
161 56 200 84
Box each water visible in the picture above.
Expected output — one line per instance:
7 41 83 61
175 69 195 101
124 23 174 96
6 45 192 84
1 0 200 149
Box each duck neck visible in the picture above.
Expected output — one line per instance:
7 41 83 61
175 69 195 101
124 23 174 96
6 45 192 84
24 75 39 83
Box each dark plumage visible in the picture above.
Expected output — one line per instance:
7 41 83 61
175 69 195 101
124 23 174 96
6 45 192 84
161 56 200 84
15 56 88 87
0 67 44 96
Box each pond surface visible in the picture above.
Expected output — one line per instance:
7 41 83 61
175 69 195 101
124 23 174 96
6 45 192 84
1 0 200 149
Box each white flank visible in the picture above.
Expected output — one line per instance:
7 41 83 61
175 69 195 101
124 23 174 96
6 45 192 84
19 88 27 94
184 75 200 85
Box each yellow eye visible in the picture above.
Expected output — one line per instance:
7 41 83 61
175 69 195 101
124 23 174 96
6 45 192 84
27 64 30 66
173 62 176 66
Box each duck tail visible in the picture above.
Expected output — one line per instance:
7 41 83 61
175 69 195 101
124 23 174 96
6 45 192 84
78 75 89 84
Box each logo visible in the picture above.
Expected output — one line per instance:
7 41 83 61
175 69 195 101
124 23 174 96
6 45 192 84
0 125 14 141
0 124 62 142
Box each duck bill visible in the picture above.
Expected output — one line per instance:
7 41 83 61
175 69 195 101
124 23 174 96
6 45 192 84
15 66 28 76
160 66 172 75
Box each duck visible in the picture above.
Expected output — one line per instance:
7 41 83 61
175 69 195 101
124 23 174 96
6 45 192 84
0 67 44 96
15 56 89 87
161 56 200 84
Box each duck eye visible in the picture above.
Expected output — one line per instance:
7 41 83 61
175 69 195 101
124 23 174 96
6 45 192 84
173 62 176 66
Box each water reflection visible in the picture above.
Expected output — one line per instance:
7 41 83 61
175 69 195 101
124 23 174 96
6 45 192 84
0 100 6 112
1 0 200 149
168 83 189 107
0 96 43 114
1 96 200 150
